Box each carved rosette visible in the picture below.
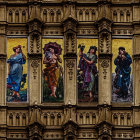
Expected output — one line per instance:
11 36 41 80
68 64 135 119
100 59 110 79
66 59 75 80
31 59 40 79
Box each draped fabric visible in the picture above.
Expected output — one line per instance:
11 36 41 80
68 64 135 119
7 53 26 92
114 53 132 94
78 53 97 92
43 63 60 89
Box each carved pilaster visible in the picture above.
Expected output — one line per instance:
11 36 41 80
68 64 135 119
97 0 112 105
64 58 77 105
28 2 43 105
29 55 42 105
98 54 112 105
133 23 140 139
0 5 7 106
62 0 78 106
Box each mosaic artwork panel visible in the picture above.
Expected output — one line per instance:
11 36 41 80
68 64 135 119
42 39 64 102
112 39 133 102
77 39 98 103
7 38 27 102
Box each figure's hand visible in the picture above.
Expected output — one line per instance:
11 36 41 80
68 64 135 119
122 55 126 60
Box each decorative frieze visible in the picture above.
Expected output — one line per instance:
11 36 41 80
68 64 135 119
7 111 29 126
112 111 133 126
77 110 98 125
111 7 132 22
76 7 98 22
7 7 28 23
41 7 63 23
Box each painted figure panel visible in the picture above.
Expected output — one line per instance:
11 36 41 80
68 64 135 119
42 39 64 102
112 39 133 102
77 39 98 103
7 38 27 102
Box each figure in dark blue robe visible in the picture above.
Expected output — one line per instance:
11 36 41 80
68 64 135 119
114 47 132 98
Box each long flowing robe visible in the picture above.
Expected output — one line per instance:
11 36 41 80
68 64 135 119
114 53 132 93
43 63 60 89
7 53 26 92
78 53 97 92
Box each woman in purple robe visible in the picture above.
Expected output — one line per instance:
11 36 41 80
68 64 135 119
78 46 97 101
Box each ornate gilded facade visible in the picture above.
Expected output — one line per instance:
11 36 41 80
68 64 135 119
0 0 140 139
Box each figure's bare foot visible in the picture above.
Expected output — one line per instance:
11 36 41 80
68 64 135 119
50 93 57 98
12 91 16 97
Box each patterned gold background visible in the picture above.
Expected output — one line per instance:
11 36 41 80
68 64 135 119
112 39 132 73
7 38 27 90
